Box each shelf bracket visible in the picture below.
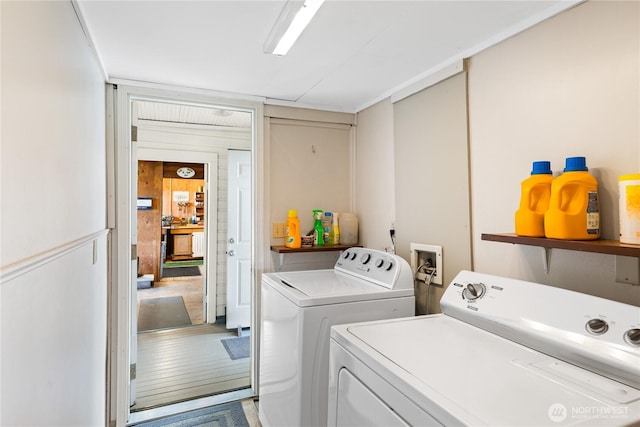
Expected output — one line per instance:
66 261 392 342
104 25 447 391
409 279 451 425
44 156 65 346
542 247 550 274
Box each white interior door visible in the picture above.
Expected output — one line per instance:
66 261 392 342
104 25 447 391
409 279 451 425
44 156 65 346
226 150 252 329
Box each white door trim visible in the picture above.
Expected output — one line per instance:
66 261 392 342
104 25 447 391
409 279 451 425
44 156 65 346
109 84 264 426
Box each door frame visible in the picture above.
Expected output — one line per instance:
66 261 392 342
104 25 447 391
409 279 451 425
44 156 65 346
136 150 217 321
108 84 265 425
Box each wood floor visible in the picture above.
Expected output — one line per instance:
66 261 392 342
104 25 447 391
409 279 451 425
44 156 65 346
133 270 250 411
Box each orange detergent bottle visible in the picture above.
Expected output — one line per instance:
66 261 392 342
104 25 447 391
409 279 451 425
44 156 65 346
285 209 301 248
544 157 600 240
515 161 553 237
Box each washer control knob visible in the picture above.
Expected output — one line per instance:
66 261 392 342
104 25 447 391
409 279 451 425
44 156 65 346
624 328 640 346
361 253 371 264
342 251 350 259
462 283 486 301
384 260 394 271
586 318 609 335
375 258 384 268
350 252 357 260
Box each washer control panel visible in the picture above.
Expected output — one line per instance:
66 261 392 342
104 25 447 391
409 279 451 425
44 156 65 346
334 247 412 290
441 270 640 389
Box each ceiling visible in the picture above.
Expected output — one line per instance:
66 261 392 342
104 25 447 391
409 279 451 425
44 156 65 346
77 0 579 113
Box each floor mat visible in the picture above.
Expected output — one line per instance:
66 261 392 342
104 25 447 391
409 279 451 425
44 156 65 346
131 401 249 427
162 266 201 278
221 335 250 360
138 296 192 332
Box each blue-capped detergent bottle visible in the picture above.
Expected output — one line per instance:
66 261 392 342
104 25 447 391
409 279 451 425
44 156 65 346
544 157 600 240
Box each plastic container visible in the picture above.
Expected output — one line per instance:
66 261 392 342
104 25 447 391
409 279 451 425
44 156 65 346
322 211 333 245
285 209 301 248
515 161 553 237
329 213 340 245
619 174 640 245
544 157 600 240
339 212 358 245
313 210 324 246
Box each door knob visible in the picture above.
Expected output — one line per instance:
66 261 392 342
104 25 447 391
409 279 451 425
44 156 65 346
228 250 235 256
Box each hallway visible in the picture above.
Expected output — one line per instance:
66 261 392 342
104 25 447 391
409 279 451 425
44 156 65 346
133 270 250 411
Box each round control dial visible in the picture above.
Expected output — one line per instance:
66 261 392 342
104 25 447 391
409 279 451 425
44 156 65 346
361 253 371 264
462 283 486 301
375 258 393 270
624 328 640 346
586 318 609 335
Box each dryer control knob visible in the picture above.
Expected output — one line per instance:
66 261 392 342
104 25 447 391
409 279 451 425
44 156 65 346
586 318 609 335
462 283 485 301
375 258 384 268
624 328 640 346
361 253 371 264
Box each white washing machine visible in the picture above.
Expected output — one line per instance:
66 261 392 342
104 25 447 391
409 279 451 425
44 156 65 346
259 247 415 427
328 270 640 426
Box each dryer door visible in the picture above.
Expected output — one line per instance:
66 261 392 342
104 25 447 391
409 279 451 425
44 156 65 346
335 368 441 427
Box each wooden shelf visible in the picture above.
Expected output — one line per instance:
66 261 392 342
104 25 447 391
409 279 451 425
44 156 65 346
270 244 359 254
481 233 640 257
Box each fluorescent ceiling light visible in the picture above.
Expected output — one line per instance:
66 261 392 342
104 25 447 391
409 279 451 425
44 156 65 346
264 0 325 56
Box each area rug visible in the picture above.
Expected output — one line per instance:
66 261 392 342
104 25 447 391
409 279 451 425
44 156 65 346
131 401 249 427
163 259 204 268
138 296 192 332
162 266 201 278
221 335 250 360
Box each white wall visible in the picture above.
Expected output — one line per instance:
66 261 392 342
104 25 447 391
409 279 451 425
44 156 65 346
469 0 639 305
356 0 639 307
0 1 108 425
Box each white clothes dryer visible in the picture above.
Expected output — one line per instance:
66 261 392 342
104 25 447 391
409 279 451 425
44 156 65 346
259 247 415 427
328 270 640 426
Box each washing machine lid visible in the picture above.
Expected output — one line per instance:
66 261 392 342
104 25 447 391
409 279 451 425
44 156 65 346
262 270 413 307
333 315 640 426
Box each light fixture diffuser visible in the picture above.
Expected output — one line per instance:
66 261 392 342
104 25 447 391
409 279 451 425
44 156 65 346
264 0 325 56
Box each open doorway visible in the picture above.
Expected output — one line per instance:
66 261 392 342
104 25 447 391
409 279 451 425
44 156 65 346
129 100 254 414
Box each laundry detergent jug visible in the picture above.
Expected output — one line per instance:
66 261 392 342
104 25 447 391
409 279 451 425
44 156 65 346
515 161 553 237
544 157 600 240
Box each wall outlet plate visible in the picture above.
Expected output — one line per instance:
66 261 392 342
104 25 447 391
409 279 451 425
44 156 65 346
272 222 287 238
410 243 443 285
615 255 639 286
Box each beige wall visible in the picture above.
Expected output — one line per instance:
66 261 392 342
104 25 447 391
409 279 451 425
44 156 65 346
469 0 639 305
356 0 639 307
268 117 354 244
393 72 472 314
354 98 397 252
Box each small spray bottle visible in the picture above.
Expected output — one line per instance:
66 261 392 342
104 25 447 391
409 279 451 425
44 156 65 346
312 210 324 246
